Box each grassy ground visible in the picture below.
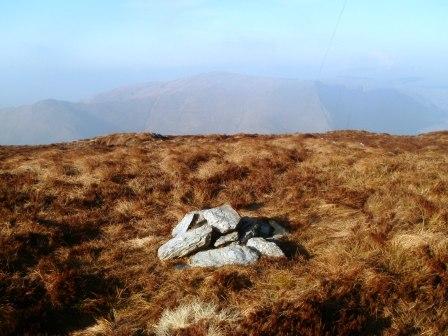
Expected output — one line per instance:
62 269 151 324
0 131 447 335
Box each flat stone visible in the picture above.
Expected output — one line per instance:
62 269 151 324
246 237 285 258
202 204 241 234
158 224 213 260
214 231 239 247
171 212 195 237
189 245 259 267
171 212 206 237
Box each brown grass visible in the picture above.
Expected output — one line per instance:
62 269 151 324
1 131 448 335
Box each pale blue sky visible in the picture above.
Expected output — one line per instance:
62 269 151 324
1 0 447 106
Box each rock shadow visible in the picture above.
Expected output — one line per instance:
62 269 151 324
274 240 312 260
269 216 297 233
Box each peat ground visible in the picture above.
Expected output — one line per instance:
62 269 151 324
1 131 447 335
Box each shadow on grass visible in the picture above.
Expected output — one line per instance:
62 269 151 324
275 239 312 260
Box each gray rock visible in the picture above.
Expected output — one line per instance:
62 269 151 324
246 237 285 258
214 231 239 247
174 263 191 270
259 221 274 237
171 211 206 237
202 204 240 234
269 220 288 238
239 228 257 244
158 224 213 260
238 217 261 243
171 212 194 237
189 245 259 267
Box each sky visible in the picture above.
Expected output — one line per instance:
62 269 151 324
1 0 447 106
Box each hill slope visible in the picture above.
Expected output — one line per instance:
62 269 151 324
1 73 446 144
0 99 113 145
93 73 331 135
1 131 447 335
317 83 446 134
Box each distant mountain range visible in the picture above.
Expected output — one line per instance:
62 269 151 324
1 72 447 145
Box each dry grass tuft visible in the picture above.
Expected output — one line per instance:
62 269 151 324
153 298 238 336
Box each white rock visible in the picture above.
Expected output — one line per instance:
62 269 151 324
214 231 239 247
171 211 206 237
158 225 213 260
246 237 285 258
202 204 241 234
171 212 195 237
189 245 259 267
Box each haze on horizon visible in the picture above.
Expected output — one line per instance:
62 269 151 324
1 0 448 107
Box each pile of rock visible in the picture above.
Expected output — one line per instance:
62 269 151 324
157 204 288 267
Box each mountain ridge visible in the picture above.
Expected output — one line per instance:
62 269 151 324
1 72 446 144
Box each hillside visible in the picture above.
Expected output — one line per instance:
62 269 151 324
1 131 447 335
0 100 113 145
1 73 447 145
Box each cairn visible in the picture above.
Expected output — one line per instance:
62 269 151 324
158 204 288 267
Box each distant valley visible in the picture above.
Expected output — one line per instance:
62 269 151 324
1 72 447 145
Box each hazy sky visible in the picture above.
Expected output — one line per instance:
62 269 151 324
1 0 447 106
